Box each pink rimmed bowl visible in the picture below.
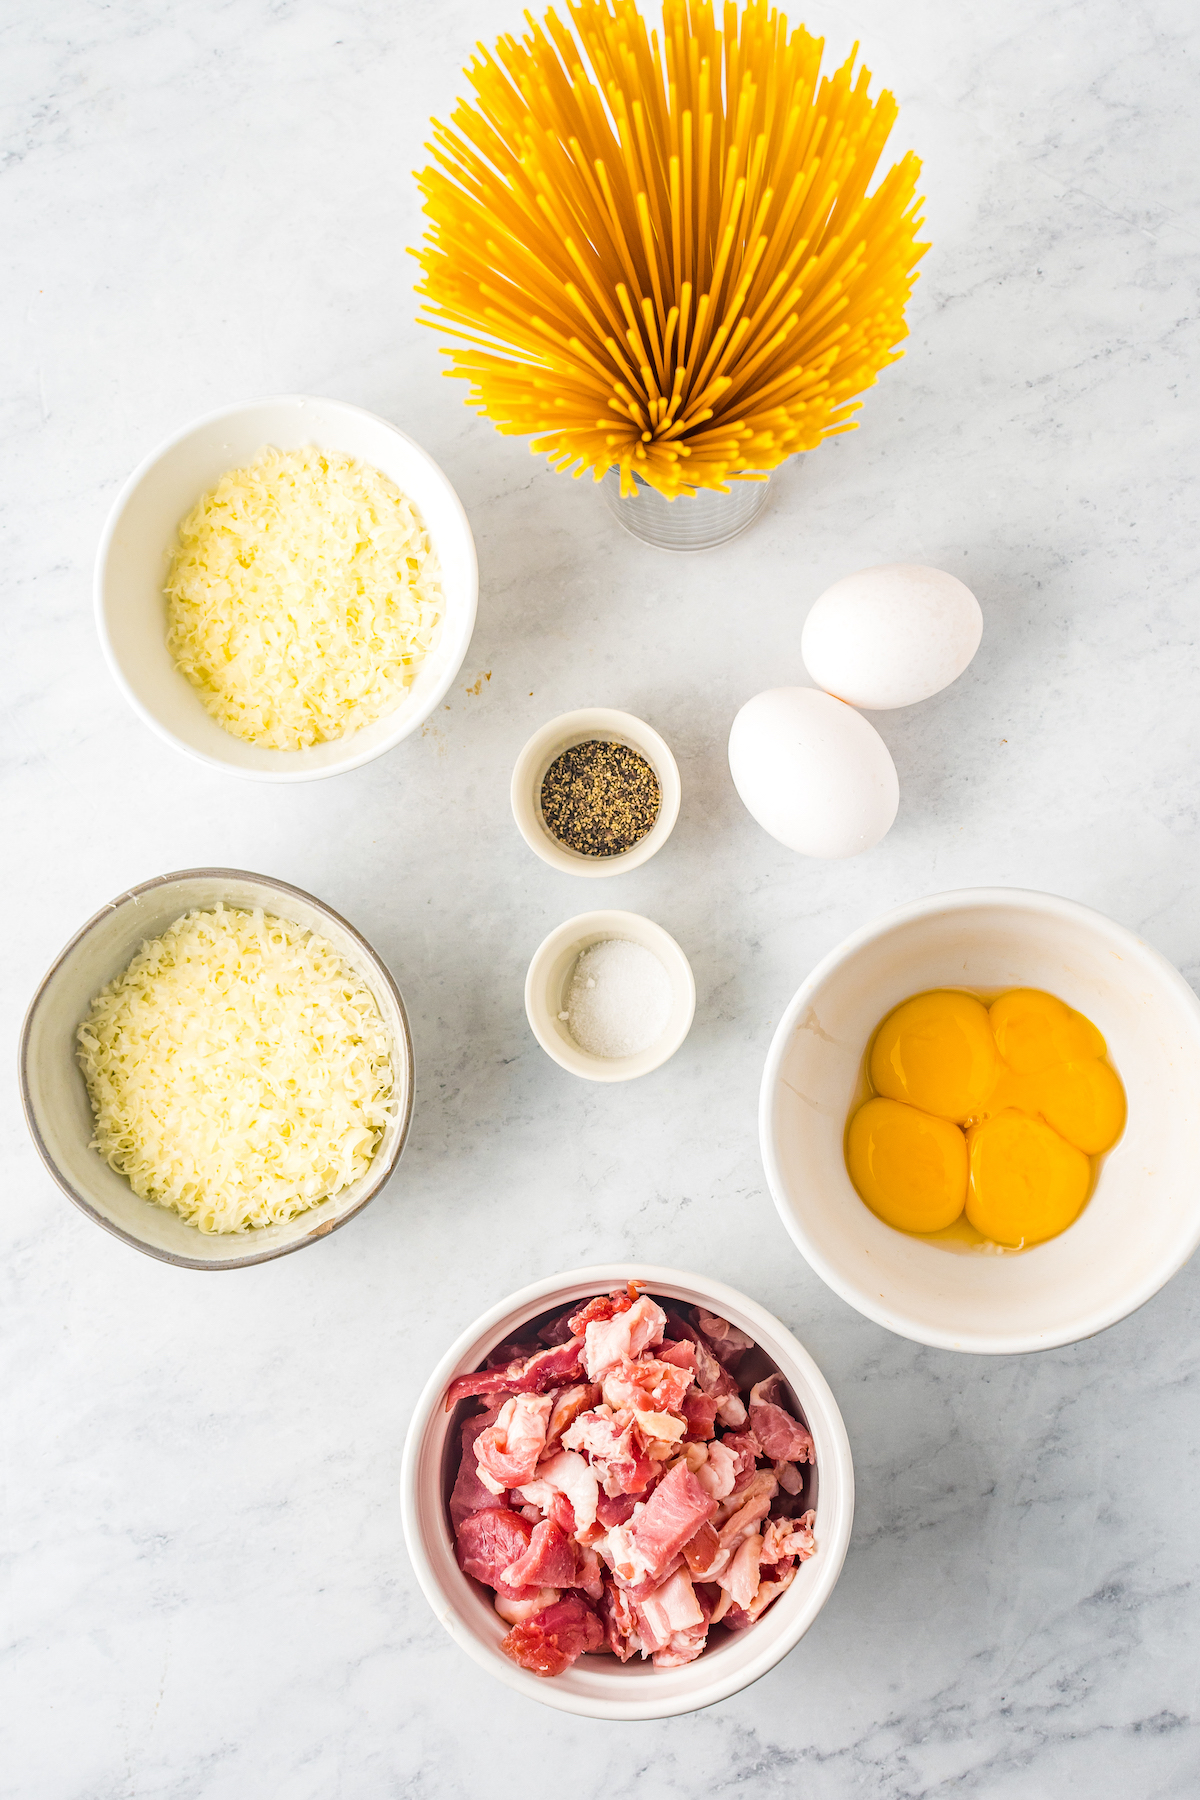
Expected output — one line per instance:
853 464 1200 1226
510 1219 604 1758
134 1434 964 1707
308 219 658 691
400 1263 854 1720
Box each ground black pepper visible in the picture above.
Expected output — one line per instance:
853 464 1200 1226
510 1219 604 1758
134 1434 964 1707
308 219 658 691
540 739 661 857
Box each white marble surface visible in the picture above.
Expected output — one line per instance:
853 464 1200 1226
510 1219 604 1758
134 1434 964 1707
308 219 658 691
4 0 1200 1792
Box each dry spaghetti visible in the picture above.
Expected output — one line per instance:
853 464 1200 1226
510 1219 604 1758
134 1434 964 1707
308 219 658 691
414 0 927 497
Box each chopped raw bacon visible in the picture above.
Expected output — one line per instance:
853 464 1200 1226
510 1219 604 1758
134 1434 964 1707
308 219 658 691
774 1458 806 1496
627 1463 717 1583
601 1354 693 1416
635 1569 705 1651
583 1295 668 1380
749 1376 816 1464
743 1563 798 1622
455 1508 534 1599
475 1392 553 1488
717 1470 778 1546
562 1405 654 1498
696 1309 755 1367
682 1520 721 1577
486 1338 540 1368
515 1448 600 1533
494 1585 560 1625
447 1369 521 1408
664 1313 734 1396
718 1529 764 1609
500 1595 605 1678
449 1414 504 1529
716 1392 749 1429
672 1441 710 1477
567 1287 637 1336
446 1338 585 1409
654 1622 709 1667
575 1545 605 1601
599 1576 642 1660
635 1569 711 1667
633 1409 687 1458
762 1513 817 1564
547 1491 577 1537
608 1552 687 1603
503 1518 580 1590
443 1289 818 1678
546 1383 600 1447
708 1586 734 1625
721 1429 763 1491
681 1391 720 1441
596 1491 638 1529
692 1438 738 1501
702 1483 778 1586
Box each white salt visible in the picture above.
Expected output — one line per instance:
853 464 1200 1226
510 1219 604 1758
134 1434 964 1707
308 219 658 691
564 938 673 1059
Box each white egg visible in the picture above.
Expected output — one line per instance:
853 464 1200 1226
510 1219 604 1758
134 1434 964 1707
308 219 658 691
801 563 983 711
728 687 899 859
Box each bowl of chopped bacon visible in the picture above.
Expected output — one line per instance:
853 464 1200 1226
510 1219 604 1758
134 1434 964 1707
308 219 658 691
400 1264 854 1719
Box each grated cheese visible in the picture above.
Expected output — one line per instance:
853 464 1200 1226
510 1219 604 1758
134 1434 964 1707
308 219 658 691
165 446 443 750
76 905 396 1234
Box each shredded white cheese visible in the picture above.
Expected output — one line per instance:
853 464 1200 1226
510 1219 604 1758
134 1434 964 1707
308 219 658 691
76 905 396 1234
166 446 443 750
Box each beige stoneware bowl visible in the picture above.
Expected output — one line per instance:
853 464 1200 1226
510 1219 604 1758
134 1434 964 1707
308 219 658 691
19 868 414 1269
760 887 1200 1353
400 1263 855 1720
95 394 479 781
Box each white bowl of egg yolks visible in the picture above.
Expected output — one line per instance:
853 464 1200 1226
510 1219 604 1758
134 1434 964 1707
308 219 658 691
760 888 1200 1354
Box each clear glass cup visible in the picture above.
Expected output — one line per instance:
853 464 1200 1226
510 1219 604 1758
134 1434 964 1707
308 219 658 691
601 469 771 552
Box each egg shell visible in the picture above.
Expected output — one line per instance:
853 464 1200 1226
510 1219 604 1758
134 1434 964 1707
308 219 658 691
728 687 899 859
801 563 983 711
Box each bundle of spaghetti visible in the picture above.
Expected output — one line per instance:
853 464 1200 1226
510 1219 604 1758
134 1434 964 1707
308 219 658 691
414 0 927 498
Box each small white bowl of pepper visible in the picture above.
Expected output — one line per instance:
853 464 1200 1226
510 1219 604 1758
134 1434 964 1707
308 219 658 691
510 708 681 876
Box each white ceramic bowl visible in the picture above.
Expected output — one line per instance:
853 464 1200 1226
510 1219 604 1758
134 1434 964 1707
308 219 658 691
510 709 681 876
400 1263 854 1720
96 395 478 781
760 888 1200 1353
19 869 414 1269
524 909 695 1081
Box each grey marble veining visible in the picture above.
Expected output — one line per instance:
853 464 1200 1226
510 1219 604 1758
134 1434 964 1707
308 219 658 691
4 0 1200 1794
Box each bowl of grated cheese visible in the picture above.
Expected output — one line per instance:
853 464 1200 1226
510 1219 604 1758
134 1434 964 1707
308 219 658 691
19 868 414 1268
95 395 478 780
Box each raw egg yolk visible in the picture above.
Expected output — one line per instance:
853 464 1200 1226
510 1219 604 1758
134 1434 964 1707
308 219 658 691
846 1097 968 1234
988 988 1105 1074
965 1111 1091 1246
1016 1058 1126 1156
870 990 998 1123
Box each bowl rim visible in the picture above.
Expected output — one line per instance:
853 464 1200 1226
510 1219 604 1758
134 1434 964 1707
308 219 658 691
523 908 696 1082
509 707 682 876
399 1261 855 1720
93 393 479 784
18 866 416 1271
759 884 1200 1354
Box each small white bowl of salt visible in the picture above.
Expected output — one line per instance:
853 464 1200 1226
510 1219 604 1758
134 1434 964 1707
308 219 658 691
524 910 695 1082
